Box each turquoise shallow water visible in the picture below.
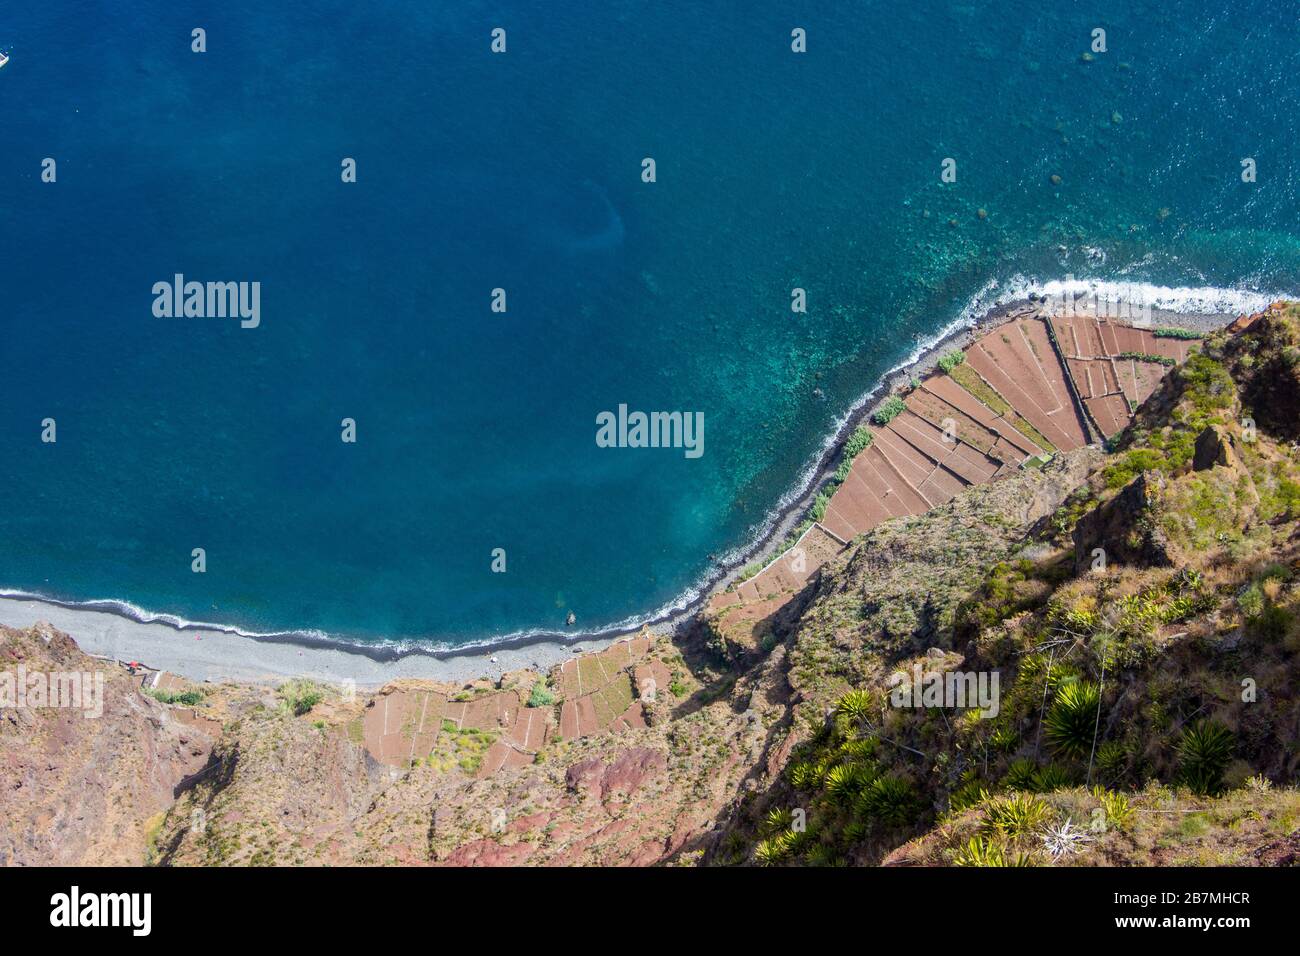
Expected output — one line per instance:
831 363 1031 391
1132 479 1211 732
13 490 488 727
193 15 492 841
1 1 1298 646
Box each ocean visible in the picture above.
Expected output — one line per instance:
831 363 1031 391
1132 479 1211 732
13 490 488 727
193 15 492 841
1 0 1297 648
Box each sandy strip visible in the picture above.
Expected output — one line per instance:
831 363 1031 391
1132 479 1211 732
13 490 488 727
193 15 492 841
0 596 589 689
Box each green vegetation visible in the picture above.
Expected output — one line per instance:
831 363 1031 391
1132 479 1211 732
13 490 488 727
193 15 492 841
938 350 966 373
146 688 205 706
1176 721 1235 795
1118 350 1176 367
277 679 323 716
1153 327 1202 340
527 680 556 708
872 395 907 426
949 363 1009 415
1044 681 1100 760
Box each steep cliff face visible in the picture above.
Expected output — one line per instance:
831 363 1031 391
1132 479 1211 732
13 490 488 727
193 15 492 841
0 624 216 866
719 304 1300 867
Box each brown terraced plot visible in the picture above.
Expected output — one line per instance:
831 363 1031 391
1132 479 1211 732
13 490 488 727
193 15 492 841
712 311 1202 616
358 632 673 778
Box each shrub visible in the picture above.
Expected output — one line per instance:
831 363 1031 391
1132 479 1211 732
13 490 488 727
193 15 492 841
843 425 873 459
278 679 324 716
527 681 555 708
147 688 205 706
1177 720 1235 795
1044 681 1101 760
873 395 907 425
938 350 966 373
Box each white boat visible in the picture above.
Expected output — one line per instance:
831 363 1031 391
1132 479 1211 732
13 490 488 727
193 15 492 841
0 52 9 70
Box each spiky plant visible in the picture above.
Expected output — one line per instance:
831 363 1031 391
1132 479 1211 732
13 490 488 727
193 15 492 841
1176 720 1235 795
953 836 1034 867
1041 819 1092 858
1095 740 1129 781
857 774 921 827
1093 788 1134 831
981 792 1053 839
760 807 794 836
804 843 842 868
835 689 874 725
1002 758 1040 791
837 737 878 762
1045 680 1101 760
787 759 823 791
948 781 992 814
825 762 874 806
1032 763 1076 793
754 832 793 866
989 724 1020 753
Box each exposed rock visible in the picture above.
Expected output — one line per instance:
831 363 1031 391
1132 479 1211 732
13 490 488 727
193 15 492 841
1073 471 1174 570
1193 423 1238 471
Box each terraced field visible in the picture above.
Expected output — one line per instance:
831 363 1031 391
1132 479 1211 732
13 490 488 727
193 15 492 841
710 310 1201 617
359 630 674 778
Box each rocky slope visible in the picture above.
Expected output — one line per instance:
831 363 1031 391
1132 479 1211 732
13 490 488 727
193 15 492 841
717 302 1300 866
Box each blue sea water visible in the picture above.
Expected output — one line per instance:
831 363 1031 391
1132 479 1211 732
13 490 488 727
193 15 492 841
1 1 1298 647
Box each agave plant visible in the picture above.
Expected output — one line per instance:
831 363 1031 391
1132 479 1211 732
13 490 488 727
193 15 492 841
989 724 1020 753
1032 763 1076 793
948 781 992 814
754 832 793 866
787 759 823 791
1095 740 1129 781
1045 680 1101 760
1176 720 1235 795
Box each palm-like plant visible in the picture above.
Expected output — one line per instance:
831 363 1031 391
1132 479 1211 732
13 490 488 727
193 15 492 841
857 774 920 827
1045 680 1101 759
1177 720 1235 795
953 836 1034 867
825 762 874 806
981 792 1053 839
835 689 874 724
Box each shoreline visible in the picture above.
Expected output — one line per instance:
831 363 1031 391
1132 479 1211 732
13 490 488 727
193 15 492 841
0 288 1259 687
